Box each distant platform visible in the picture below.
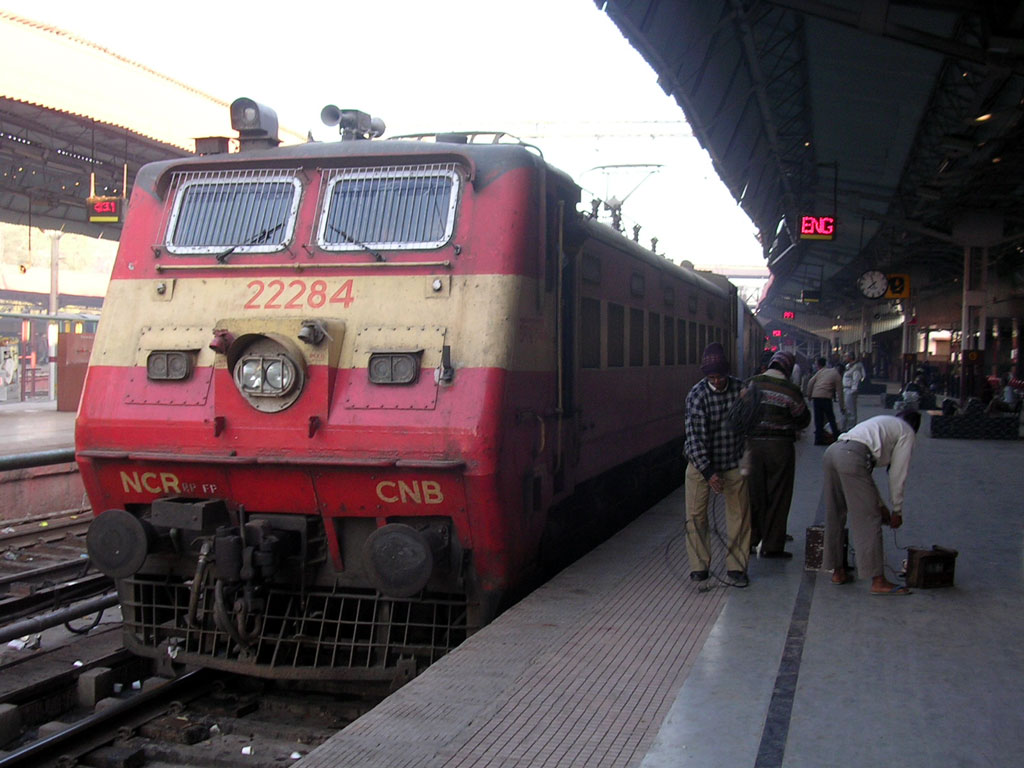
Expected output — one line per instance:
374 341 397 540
0 398 75 457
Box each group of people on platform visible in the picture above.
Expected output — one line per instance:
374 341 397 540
682 342 918 596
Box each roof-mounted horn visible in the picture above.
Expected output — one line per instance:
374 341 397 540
321 105 386 141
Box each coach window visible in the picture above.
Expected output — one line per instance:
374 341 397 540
677 319 686 365
648 312 661 366
687 321 697 364
698 324 707 356
629 308 644 367
581 297 601 369
608 303 625 367
664 316 675 365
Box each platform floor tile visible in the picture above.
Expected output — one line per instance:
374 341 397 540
297 490 733 768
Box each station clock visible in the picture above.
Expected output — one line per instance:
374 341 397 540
857 270 889 299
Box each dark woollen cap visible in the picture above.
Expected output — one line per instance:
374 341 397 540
700 342 729 376
769 350 795 379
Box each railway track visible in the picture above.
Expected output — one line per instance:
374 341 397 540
1 501 112 632
0 468 378 767
0 653 378 767
0 508 91 552
0 450 410 764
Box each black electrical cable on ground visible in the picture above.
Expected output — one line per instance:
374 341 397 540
64 558 105 635
64 608 105 635
664 488 749 591
704 490 750 589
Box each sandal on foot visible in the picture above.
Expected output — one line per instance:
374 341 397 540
870 584 911 596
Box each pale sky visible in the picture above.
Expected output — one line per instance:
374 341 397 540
2 0 766 275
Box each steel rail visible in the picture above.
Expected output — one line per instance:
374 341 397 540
0 449 76 472
0 517 91 549
0 574 113 628
0 592 118 645
0 668 215 768
0 558 91 587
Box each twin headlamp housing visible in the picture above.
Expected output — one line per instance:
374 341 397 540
227 334 306 412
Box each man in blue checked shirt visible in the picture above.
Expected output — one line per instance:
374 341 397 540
683 342 752 587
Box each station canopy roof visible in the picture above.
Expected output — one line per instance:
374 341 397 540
0 11 305 239
601 0 1024 329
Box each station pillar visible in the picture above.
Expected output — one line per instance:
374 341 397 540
954 212 1002 402
48 231 63 401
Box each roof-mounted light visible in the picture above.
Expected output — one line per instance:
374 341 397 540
321 105 386 141
229 98 281 151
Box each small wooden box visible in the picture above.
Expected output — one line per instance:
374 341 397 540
905 546 958 588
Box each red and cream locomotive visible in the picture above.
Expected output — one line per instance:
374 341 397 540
78 99 761 683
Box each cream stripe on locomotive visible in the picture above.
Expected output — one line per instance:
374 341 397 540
90 272 556 372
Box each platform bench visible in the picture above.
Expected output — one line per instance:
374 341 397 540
929 412 1020 440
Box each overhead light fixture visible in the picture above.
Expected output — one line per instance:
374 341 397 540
974 113 993 123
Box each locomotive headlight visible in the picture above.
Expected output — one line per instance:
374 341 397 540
228 334 305 412
239 359 264 391
265 359 291 390
235 355 297 397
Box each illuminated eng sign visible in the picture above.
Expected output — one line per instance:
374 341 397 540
87 195 121 224
799 215 835 240
783 311 795 319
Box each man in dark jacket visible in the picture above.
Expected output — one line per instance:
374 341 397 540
746 351 811 557
683 342 751 586
806 357 845 444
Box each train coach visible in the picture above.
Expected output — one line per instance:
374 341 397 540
78 99 763 685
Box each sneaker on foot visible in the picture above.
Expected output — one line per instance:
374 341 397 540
689 569 709 582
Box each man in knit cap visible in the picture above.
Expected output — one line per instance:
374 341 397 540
746 350 811 558
683 341 751 586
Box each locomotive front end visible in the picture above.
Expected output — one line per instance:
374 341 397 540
76 101 539 683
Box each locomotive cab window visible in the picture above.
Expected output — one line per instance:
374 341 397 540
317 164 460 251
164 170 301 255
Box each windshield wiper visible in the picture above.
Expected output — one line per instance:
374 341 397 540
329 224 385 262
216 222 286 263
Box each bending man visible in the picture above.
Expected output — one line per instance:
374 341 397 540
823 410 920 595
